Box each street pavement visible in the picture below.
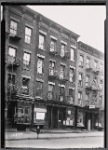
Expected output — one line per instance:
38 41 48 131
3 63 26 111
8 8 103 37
5 129 104 141
5 136 104 148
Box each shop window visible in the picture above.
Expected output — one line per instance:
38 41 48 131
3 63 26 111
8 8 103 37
79 55 84 67
10 20 18 36
36 81 43 98
49 61 55 76
69 89 74 104
85 75 90 86
70 48 74 61
78 73 83 87
61 43 66 57
37 57 44 74
25 26 32 44
50 39 56 52
23 52 31 69
21 78 29 95
69 68 74 82
86 57 90 68
59 65 65 79
77 111 85 127
48 84 54 100
39 33 45 50
78 91 82 106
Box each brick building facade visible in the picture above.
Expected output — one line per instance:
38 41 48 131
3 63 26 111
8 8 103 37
3 5 104 130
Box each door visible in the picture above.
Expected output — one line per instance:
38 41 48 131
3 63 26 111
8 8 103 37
52 107 58 128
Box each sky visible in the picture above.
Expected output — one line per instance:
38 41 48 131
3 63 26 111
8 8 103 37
27 5 106 53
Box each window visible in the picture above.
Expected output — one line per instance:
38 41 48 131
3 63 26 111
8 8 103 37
85 75 90 86
60 86 65 102
92 77 97 87
8 47 16 63
10 20 18 36
61 44 66 57
70 68 74 82
85 93 89 101
60 65 65 79
22 78 29 95
23 52 31 68
7 74 15 92
39 34 45 50
99 80 103 89
8 74 15 85
37 57 44 74
48 84 54 100
78 92 82 105
8 47 16 57
94 60 98 69
69 89 74 104
50 39 56 52
25 26 32 44
49 61 55 76
36 81 43 97
93 92 97 103
100 63 103 72
79 55 84 67
99 96 102 106
78 73 83 87
70 48 74 61
86 57 90 68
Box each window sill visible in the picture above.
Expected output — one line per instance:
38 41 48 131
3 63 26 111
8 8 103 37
37 73 44 75
23 67 30 71
21 93 30 97
38 46 46 51
79 65 84 68
35 96 43 99
24 42 33 47
70 59 75 62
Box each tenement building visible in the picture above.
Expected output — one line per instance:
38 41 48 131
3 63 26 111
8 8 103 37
76 42 104 130
4 5 104 130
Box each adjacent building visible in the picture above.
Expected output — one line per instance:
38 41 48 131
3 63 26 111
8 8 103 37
4 5 104 130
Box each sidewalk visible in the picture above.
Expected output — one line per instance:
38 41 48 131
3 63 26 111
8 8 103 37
5 129 104 141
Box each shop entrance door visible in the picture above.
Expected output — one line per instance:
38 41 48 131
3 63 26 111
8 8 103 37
52 107 58 129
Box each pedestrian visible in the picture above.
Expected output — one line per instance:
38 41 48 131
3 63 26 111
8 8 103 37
36 125 40 139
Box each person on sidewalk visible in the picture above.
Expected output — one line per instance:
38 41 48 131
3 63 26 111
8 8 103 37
36 125 40 139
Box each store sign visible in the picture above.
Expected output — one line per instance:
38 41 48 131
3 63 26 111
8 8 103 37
89 105 95 109
36 112 45 120
34 108 47 113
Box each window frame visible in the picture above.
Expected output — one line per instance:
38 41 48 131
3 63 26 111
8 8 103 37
78 73 83 87
69 68 74 82
79 54 84 67
10 19 18 36
25 26 32 44
70 48 74 61
37 57 44 74
21 78 30 95
23 52 31 69
36 81 43 98
39 33 45 50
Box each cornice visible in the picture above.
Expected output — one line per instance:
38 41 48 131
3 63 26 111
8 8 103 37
78 41 104 60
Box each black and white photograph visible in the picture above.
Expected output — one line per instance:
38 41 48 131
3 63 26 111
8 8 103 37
1 3 106 149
